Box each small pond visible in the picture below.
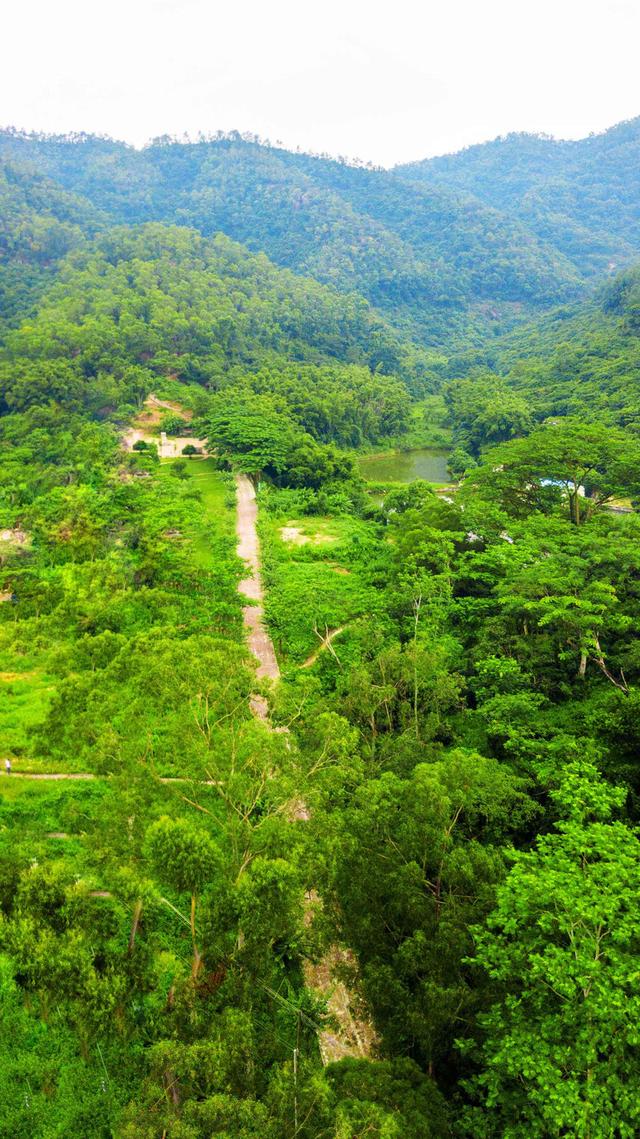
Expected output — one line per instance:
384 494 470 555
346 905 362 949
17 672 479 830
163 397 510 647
358 448 450 485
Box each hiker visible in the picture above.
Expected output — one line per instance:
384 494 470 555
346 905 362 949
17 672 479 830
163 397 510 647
4 758 11 775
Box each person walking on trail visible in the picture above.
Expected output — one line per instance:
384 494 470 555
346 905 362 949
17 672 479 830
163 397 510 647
4 759 11 775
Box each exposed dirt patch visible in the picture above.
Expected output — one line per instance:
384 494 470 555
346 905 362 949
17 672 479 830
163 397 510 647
303 891 378 1064
121 395 206 457
279 526 309 545
279 525 335 545
0 529 30 546
148 394 194 421
4 772 95 780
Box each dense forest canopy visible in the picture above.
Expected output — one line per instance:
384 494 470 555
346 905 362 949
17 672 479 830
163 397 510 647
440 264 640 435
397 116 640 279
2 116 640 1137
0 127 584 347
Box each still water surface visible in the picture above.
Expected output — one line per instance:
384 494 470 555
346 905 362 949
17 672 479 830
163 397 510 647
358 448 450 484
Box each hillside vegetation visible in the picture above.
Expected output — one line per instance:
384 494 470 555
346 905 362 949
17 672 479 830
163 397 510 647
397 115 640 279
441 263 640 433
0 128 584 346
3 120 640 1137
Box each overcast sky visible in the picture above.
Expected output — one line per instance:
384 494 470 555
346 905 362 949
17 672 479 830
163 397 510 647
3 0 640 166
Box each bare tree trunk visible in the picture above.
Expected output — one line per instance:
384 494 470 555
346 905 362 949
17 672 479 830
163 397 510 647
592 636 629 695
128 898 143 953
413 594 422 740
190 893 203 978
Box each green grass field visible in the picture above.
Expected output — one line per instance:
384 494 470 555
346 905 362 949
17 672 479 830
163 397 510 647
157 458 235 571
0 778 109 872
0 665 54 761
260 510 384 666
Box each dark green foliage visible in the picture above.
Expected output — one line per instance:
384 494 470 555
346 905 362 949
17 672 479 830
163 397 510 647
461 766 640 1138
441 260 640 444
206 391 356 487
0 160 103 333
314 753 533 1075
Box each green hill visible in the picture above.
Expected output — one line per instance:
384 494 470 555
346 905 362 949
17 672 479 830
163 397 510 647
0 129 584 346
396 117 640 279
441 262 640 431
5 120 640 1139
0 160 104 329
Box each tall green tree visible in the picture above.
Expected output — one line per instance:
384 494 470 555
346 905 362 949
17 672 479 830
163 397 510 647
462 766 640 1138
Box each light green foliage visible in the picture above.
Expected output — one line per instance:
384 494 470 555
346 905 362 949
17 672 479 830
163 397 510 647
4 126 640 1137
146 816 221 895
260 509 383 663
462 768 640 1138
467 418 640 524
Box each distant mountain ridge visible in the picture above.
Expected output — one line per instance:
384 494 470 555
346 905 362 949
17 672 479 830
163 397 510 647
396 116 640 279
0 128 583 349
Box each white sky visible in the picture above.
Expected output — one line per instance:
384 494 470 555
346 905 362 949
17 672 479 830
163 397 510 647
3 0 640 166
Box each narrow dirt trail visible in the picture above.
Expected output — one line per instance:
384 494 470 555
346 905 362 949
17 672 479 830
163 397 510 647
4 772 96 780
146 394 193 418
234 475 376 1063
3 456 375 1064
235 474 280 685
3 774 222 784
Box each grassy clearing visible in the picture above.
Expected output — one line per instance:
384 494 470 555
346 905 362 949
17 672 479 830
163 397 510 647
0 658 55 764
277 515 362 549
0 778 110 868
0 640 100 772
260 510 384 665
157 458 235 571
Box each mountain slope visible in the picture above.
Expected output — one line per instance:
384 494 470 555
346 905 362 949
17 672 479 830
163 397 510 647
396 117 640 279
0 160 104 329
0 222 425 418
0 129 583 347
443 263 640 429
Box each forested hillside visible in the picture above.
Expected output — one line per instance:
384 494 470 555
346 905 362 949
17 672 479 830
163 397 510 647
0 161 104 329
440 263 640 436
3 119 640 1137
0 128 584 346
397 116 640 279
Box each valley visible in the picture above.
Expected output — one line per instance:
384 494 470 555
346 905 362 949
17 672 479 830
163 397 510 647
2 119 640 1137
